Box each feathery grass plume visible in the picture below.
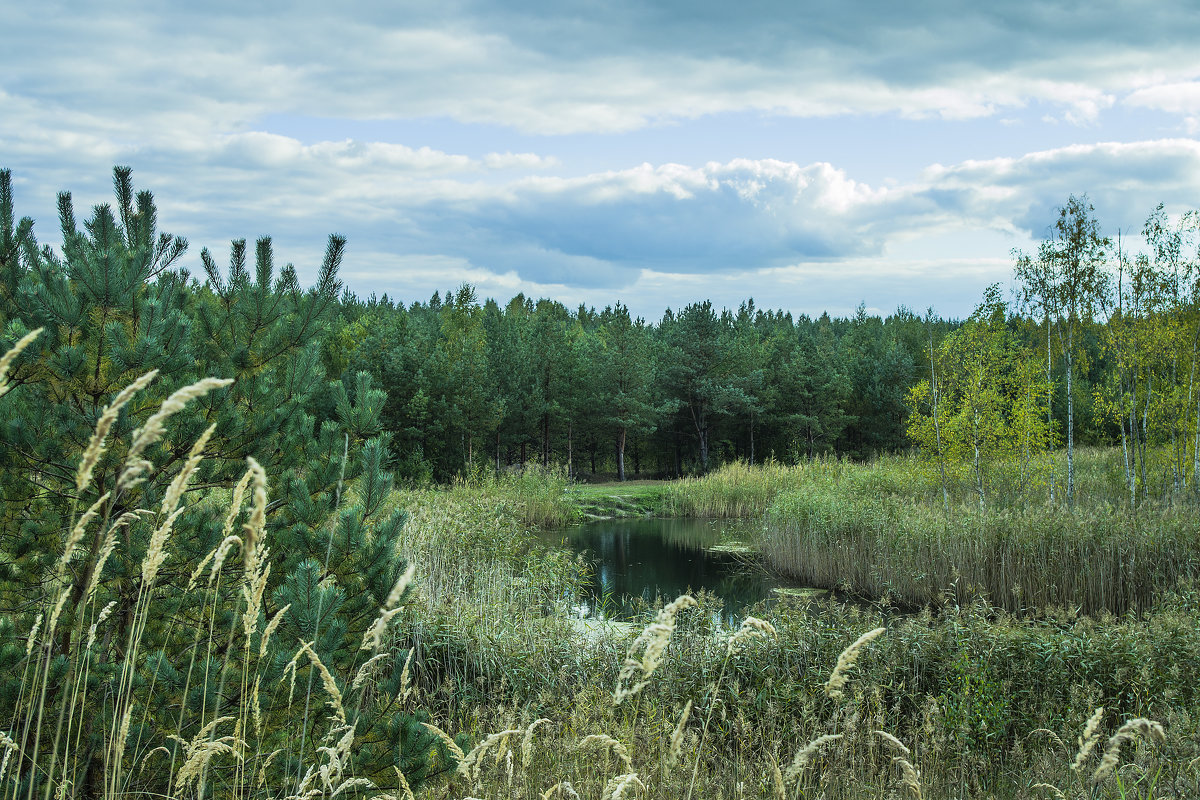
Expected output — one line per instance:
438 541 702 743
577 734 634 773
362 562 417 652
137 746 170 777
206 535 243 586
0 326 43 398
57 491 111 576
1030 728 1067 753
140 507 185 587
299 641 346 724
521 718 552 770
281 652 300 706
315 724 358 792
256 748 283 788
601 772 645 800
874 730 911 756
1032 783 1067 799
457 729 522 783
242 456 267 577
114 702 135 768
86 601 117 650
1091 718 1165 784
351 653 390 693
252 675 263 738
394 766 415 800
118 376 233 490
541 782 580 800
330 777 374 797
222 468 253 538
771 759 785 800
419 723 466 763
0 730 18 784
726 616 777 655
171 716 243 790
892 756 922 799
47 586 73 640
613 594 697 704
396 648 414 704
84 510 146 604
824 627 885 700
259 603 291 657
783 734 842 785
160 423 216 515
241 560 271 645
384 561 417 610
48 492 113 634
76 369 158 492
240 457 269 642
1071 706 1105 772
26 613 42 657
665 700 693 769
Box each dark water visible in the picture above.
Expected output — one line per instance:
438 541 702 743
541 517 783 623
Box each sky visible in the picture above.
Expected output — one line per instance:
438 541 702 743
4 1 1200 320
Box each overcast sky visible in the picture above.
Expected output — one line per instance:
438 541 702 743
4 1 1200 319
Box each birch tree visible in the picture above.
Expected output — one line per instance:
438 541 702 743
1014 196 1110 508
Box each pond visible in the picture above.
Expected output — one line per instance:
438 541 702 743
541 516 817 624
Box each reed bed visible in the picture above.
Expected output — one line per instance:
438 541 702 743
658 460 811 518
762 468 1200 615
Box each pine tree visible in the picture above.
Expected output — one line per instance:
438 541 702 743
0 167 453 799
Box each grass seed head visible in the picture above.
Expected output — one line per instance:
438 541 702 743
1091 717 1165 784
727 616 777 655
1071 706 1105 772
0 326 43 398
76 369 157 492
521 718 552 770
119 377 233 490
783 733 842 785
824 627 885 700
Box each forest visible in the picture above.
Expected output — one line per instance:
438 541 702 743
3 167 1200 800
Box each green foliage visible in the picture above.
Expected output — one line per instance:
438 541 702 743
0 167 452 798
907 287 1055 505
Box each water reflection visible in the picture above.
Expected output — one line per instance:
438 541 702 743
542 517 775 624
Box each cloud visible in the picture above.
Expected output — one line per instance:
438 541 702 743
917 139 1200 237
5 0 1200 139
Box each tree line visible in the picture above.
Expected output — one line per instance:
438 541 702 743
4 167 1200 501
327 288 932 482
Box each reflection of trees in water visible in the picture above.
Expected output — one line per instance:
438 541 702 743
560 518 773 623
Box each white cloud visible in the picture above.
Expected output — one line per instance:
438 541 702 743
6 1 1200 137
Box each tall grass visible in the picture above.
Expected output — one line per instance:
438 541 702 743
659 460 809 518
764 486 1200 614
2 340 1197 799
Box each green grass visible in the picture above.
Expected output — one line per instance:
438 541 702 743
8 448 1200 800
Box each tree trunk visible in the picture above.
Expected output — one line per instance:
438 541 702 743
1065 345 1075 508
930 319 949 514
1047 317 1055 504
567 420 574 478
749 411 756 465
542 414 550 468
616 428 626 482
